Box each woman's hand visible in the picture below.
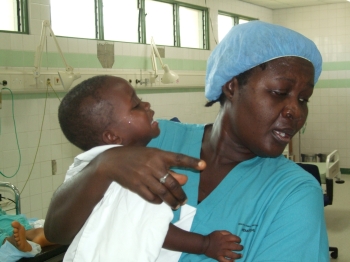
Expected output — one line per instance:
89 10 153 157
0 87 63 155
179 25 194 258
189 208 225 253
45 146 205 244
99 146 205 209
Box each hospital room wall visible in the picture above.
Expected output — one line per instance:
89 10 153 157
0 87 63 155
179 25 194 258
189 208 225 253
0 0 272 218
273 3 350 171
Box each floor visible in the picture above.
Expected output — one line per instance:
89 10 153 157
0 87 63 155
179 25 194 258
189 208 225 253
325 174 350 261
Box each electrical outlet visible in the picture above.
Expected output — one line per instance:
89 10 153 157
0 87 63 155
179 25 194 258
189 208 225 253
47 78 51 86
11 76 24 89
35 76 46 89
54 77 61 85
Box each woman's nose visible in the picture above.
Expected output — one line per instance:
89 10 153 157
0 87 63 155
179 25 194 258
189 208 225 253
282 102 305 121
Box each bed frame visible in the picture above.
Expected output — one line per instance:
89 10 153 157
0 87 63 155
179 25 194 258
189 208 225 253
299 150 343 184
0 181 21 214
0 181 68 261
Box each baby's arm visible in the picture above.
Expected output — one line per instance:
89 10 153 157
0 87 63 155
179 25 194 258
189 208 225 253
163 224 243 261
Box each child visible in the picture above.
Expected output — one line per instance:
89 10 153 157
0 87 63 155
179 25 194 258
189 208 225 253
0 213 54 261
57 75 243 261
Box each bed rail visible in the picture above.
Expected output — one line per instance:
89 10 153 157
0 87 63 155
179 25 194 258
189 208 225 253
326 150 342 182
0 182 21 214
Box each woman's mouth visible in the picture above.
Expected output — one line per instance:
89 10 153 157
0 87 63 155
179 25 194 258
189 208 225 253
273 130 293 143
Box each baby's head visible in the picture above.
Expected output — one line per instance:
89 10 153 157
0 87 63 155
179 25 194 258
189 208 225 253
58 75 160 151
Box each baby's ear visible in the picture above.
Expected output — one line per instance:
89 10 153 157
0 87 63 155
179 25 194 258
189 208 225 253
102 130 122 145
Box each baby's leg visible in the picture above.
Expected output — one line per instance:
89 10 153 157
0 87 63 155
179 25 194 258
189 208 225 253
11 221 32 252
25 227 55 248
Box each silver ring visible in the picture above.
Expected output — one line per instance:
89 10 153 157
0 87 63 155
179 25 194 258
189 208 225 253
159 173 169 184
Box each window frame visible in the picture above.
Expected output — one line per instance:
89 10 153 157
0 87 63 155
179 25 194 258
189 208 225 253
218 11 257 26
142 0 209 49
175 2 209 49
49 0 209 49
0 0 29 34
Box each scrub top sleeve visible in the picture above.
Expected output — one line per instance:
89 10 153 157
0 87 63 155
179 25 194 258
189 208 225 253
252 185 329 262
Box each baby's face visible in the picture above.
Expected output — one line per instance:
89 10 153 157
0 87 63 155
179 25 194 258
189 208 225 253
102 77 160 146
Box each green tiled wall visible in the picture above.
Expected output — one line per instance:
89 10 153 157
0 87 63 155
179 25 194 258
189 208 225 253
0 50 206 71
323 61 350 71
2 49 350 92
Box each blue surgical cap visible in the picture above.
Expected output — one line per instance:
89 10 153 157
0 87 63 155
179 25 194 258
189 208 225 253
205 21 322 101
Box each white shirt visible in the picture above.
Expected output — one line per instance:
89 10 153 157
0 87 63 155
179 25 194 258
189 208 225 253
63 145 173 262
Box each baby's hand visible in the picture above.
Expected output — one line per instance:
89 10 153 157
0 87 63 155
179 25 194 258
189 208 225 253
203 230 243 261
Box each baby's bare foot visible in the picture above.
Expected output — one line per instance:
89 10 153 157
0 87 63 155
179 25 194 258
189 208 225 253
11 221 32 252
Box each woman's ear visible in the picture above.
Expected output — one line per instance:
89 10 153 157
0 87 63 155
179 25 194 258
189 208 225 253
222 77 238 100
102 130 122 145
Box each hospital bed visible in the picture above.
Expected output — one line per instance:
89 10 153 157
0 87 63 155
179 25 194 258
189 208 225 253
299 150 344 185
297 149 344 259
0 181 21 215
0 182 68 262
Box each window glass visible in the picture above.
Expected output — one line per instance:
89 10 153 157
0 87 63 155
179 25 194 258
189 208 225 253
218 13 255 42
50 0 96 39
103 0 139 42
239 18 249 24
0 0 27 32
145 0 174 45
0 0 17 31
218 14 233 43
179 6 203 49
48 0 208 49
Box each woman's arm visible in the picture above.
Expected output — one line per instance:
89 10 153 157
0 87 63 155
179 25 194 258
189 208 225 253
164 224 243 261
44 146 205 244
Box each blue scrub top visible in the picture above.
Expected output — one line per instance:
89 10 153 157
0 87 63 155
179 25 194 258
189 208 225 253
148 120 329 262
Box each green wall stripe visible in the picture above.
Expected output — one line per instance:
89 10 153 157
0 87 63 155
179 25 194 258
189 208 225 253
1 87 204 100
3 49 350 71
0 50 207 71
323 61 350 71
316 79 350 88
1 92 65 100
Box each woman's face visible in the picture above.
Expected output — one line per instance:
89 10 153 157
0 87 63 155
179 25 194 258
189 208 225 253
224 57 314 157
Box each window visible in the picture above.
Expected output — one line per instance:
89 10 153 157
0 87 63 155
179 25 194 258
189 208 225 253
49 0 209 49
50 0 96 39
218 12 256 42
145 0 174 46
0 0 28 33
144 1 208 48
103 0 139 42
179 6 204 49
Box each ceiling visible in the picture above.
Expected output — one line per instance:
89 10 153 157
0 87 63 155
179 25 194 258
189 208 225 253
239 0 349 9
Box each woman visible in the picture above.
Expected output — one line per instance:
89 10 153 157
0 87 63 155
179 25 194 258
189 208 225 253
45 21 328 261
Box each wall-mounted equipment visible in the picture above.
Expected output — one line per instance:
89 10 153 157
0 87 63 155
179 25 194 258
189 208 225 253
150 37 179 84
0 80 7 109
34 20 81 90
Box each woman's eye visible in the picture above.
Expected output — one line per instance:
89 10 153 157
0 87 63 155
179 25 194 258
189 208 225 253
299 98 309 103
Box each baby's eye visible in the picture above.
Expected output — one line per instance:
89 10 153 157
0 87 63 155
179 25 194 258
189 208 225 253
133 98 142 108
272 90 288 96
